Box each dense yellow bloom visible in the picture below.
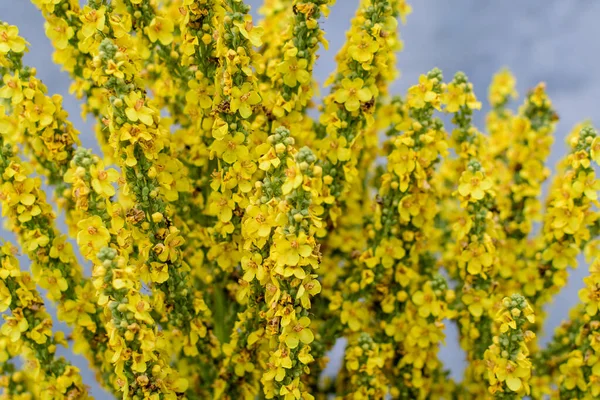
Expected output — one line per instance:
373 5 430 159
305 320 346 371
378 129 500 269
0 3 597 398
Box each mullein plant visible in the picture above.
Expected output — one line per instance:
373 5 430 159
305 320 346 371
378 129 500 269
0 1 598 399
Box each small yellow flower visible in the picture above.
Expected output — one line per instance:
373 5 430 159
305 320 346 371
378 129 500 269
1 310 28 342
208 192 235 222
145 16 175 45
458 170 493 200
25 92 56 127
407 75 438 109
0 72 23 104
211 132 249 164
76 216 110 259
459 242 493 276
348 33 379 63
45 18 74 50
442 82 466 113
334 78 372 112
90 161 119 197
0 281 11 312
124 92 154 126
230 82 261 119
275 233 313 267
233 16 264 47
80 5 105 39
283 316 314 348
0 25 26 53
278 57 310 87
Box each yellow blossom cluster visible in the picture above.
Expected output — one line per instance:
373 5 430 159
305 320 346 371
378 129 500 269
484 294 536 398
0 1 599 399
0 242 90 399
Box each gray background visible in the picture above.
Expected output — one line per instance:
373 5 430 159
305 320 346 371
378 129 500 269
1 0 599 397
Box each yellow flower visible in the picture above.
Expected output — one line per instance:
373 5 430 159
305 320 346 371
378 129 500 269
341 301 367 332
126 293 154 324
38 269 68 300
459 242 493 275
1 310 28 342
542 242 578 270
275 233 313 267
282 158 303 195
322 135 352 165
150 262 169 283
591 136 600 165
348 33 379 63
296 276 321 309
572 170 600 200
283 316 314 349
279 57 310 87
407 75 437 109
374 238 406 269
104 59 125 79
3 179 36 207
124 92 154 126
578 276 600 316
0 25 26 53
495 357 531 392
80 5 105 39
279 377 302 400
208 192 235 222
488 69 517 107
559 351 587 391
45 18 74 50
458 170 493 200
442 82 466 113
211 132 249 164
241 253 265 282
0 72 23 104
29 319 52 344
186 79 214 109
230 82 261 119
49 235 72 264
76 216 110 259
156 230 184 263
145 16 175 45
233 16 264 47
334 78 372 112
244 204 274 239
0 281 11 312
25 92 56 127
90 161 119 197
462 290 493 317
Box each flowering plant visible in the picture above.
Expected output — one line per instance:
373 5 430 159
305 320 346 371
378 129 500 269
0 1 598 399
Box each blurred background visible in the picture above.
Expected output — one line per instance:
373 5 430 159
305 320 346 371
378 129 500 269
1 0 599 397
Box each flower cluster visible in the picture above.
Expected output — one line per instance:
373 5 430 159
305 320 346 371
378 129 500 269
484 294 536 398
2 1 600 399
0 242 90 399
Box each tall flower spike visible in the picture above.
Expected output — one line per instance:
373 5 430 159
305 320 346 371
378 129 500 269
0 242 91 399
314 0 410 235
530 126 599 312
31 1 117 161
437 71 504 398
551 255 600 398
484 294 536 398
0 91 115 392
0 26 81 235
